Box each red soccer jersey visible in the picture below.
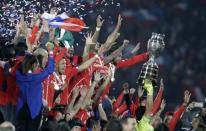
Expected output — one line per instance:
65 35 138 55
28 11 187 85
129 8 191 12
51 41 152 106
75 109 89 125
61 58 78 105
28 25 39 45
167 104 186 131
100 53 149 102
0 56 24 105
42 74 56 109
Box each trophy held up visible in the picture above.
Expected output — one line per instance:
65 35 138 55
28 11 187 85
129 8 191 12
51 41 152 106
138 33 165 87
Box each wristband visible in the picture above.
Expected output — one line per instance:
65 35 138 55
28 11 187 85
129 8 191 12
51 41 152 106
96 27 100 31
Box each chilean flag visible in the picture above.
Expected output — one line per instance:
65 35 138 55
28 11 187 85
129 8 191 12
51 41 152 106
48 13 88 32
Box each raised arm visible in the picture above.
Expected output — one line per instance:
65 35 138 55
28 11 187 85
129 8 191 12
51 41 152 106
12 15 28 45
77 55 99 72
28 16 40 45
103 40 129 65
92 15 104 43
112 90 124 112
98 103 108 121
150 99 166 125
123 42 140 58
102 14 122 51
65 88 80 114
168 90 191 131
130 87 144 117
81 73 102 109
116 52 149 69
93 69 112 104
82 32 97 61
12 22 21 45
34 55 54 81
144 79 154 117
113 82 129 112
66 87 88 121
151 79 164 115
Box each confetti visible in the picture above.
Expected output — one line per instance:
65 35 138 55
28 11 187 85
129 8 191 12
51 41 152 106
0 0 121 38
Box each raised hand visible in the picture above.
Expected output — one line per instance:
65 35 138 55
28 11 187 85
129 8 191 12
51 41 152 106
15 22 21 35
18 15 27 35
138 86 144 98
131 42 140 54
85 32 95 45
117 14 123 26
96 15 104 27
123 40 129 48
160 99 166 110
94 72 102 82
50 7 58 15
160 78 164 90
130 88 136 95
183 90 191 106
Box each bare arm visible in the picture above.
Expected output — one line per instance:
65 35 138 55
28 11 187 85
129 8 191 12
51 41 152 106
98 104 108 121
12 23 21 45
12 15 28 44
92 15 104 43
65 88 80 113
93 70 112 104
103 40 129 65
65 87 88 121
81 73 102 109
82 32 97 61
102 14 122 51
150 99 166 125
77 55 98 72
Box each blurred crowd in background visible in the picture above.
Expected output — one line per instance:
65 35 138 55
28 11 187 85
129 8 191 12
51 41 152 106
0 0 206 131
1 0 206 107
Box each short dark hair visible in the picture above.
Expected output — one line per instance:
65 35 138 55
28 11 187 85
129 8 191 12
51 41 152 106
0 45 15 60
19 54 38 74
100 120 108 131
56 121 71 131
154 123 169 131
120 116 131 125
105 119 123 131
136 106 146 121
68 118 83 129
86 117 99 129
40 120 59 131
